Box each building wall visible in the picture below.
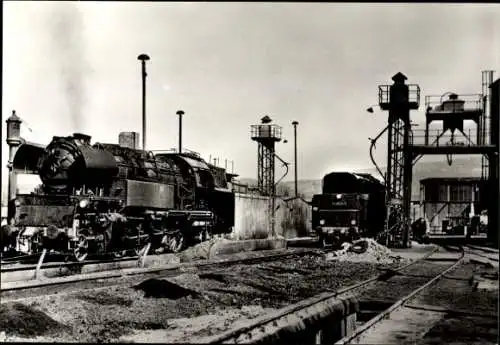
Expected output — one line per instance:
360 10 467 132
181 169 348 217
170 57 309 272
424 183 477 203
118 132 140 150
232 193 312 240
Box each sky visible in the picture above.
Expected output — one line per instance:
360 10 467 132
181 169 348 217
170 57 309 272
2 2 500 191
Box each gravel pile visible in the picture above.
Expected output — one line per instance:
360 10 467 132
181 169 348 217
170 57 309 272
0 303 69 339
177 238 234 262
176 239 221 262
325 238 408 265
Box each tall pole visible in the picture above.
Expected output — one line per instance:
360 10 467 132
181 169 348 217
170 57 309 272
177 110 184 153
292 121 299 197
137 54 150 151
6 111 22 225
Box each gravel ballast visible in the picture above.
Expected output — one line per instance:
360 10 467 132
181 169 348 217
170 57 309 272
0 252 405 343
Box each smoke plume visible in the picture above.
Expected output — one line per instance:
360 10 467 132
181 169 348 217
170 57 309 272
47 3 89 132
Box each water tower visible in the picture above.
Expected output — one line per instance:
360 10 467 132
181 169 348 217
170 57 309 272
250 116 282 197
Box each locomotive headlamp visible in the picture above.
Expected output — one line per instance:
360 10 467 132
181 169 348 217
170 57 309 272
336 194 342 199
312 206 318 211
14 199 21 207
319 219 325 225
351 220 356 225
79 199 90 208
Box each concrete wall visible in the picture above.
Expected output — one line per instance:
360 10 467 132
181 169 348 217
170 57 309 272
233 193 269 240
275 197 312 239
232 193 312 240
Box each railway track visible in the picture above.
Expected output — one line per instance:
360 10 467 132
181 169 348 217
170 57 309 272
1 254 145 284
0 247 318 302
1 256 138 273
464 245 499 262
201 246 466 344
335 248 465 344
464 245 499 265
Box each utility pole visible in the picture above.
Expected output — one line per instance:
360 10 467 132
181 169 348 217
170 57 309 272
292 121 299 197
177 110 185 153
137 54 150 151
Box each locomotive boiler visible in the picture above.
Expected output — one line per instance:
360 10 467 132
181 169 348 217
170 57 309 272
10 132 235 261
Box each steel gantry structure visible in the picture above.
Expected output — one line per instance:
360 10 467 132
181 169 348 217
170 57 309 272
371 71 499 248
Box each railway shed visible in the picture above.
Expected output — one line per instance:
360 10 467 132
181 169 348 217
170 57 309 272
417 177 488 236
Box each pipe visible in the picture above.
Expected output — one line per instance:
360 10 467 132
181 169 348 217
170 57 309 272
369 124 390 183
271 152 290 238
34 249 47 280
274 153 289 188
137 54 150 151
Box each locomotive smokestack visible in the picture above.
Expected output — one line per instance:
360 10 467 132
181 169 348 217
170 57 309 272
73 133 91 145
177 110 185 153
138 53 150 151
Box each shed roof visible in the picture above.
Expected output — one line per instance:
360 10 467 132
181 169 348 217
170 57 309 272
420 177 484 185
12 141 46 174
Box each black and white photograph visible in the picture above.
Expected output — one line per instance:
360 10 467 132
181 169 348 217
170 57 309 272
1 1 499 343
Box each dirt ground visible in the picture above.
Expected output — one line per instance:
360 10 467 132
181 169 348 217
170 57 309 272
0 253 402 343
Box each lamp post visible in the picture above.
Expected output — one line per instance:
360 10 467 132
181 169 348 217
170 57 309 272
137 53 150 151
177 110 185 153
292 121 299 197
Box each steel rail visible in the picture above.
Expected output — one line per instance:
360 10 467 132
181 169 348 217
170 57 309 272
1 256 139 273
0 248 315 294
465 244 499 254
464 245 499 262
203 246 441 344
334 246 465 345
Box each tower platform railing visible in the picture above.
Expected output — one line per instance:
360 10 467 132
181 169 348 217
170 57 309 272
378 84 421 110
425 94 483 115
410 128 486 148
250 124 282 141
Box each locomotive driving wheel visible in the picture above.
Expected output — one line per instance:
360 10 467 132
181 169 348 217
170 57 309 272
113 249 128 258
135 243 149 257
319 235 332 250
73 235 89 262
161 232 185 253
30 231 43 254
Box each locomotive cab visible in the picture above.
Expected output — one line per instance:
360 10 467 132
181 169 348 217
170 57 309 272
312 193 362 248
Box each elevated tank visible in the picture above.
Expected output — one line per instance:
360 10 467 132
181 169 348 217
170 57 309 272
441 94 465 112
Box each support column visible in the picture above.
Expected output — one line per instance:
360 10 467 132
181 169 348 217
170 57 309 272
488 152 499 245
425 120 430 145
403 149 413 247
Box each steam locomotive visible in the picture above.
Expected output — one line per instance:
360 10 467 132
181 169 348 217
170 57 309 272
8 132 235 261
311 172 386 248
